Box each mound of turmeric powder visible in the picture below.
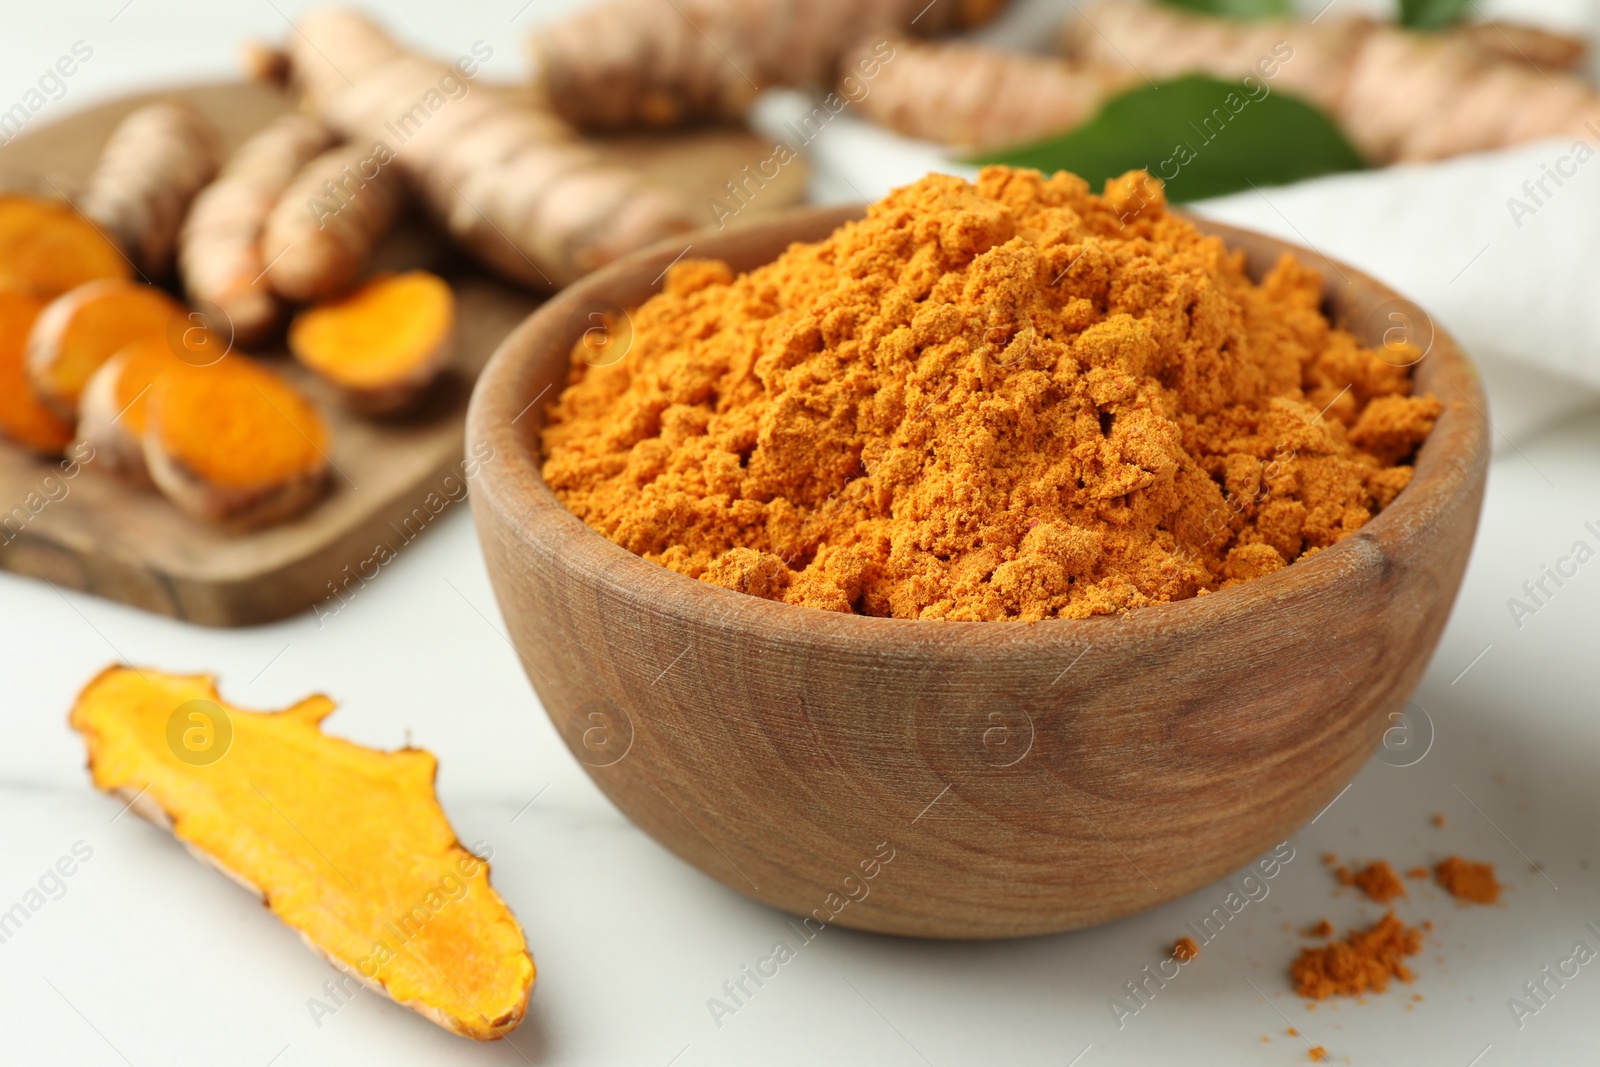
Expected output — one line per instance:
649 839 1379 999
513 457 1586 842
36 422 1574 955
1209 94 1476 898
542 167 1440 619
1291 912 1423 999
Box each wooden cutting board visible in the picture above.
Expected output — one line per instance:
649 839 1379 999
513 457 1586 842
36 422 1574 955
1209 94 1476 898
0 81 806 626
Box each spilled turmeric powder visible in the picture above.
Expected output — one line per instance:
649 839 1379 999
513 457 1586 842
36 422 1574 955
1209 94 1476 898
542 167 1440 619
1337 859 1407 904
1172 936 1199 961
1291 912 1423 998
1435 856 1501 904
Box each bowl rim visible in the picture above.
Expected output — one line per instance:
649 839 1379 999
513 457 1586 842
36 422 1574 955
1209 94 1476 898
467 202 1488 648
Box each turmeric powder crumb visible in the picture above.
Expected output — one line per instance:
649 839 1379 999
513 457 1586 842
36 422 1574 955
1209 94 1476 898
1430 813 1446 827
1308 1047 1328 1062
1435 856 1501 904
1338 859 1406 904
1406 866 1429 880
1172 936 1199 961
1304 919 1335 938
1291 912 1424 999
542 167 1440 619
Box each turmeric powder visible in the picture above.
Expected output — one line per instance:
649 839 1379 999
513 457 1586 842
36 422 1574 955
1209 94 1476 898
1337 859 1407 904
542 167 1439 619
1435 856 1501 904
1291 912 1423 998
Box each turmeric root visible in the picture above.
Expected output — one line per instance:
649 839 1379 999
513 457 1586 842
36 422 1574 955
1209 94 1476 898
1445 21 1588 73
145 357 330 529
25 278 181 417
530 0 1007 131
261 141 405 303
80 102 221 279
289 271 454 415
1061 2 1600 163
238 40 292 88
70 667 535 1040
0 195 129 299
179 113 335 345
0 289 75 455
77 335 194 485
851 38 1133 150
286 9 697 289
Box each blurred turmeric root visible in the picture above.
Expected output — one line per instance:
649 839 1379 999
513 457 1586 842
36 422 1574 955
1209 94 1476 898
855 4 1600 162
529 0 1008 131
285 9 697 289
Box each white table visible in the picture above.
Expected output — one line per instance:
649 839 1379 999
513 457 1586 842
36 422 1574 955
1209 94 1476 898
5 2 1600 1064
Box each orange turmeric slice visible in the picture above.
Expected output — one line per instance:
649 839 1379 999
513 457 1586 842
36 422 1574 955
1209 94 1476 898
0 288 76 454
144 357 330 529
26 278 182 416
289 271 455 415
0 195 129 299
78 336 188 485
70 666 535 1040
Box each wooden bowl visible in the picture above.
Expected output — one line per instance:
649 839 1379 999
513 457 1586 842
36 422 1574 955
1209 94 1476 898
467 205 1488 939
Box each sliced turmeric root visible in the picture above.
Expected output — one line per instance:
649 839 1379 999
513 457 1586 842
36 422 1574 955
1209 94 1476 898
0 288 76 454
0 195 129 299
77 336 187 485
144 357 330 529
70 667 535 1040
289 271 455 415
26 278 182 417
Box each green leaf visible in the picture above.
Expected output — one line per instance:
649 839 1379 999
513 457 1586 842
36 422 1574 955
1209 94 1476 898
970 75 1367 204
1157 0 1290 20
1399 0 1470 29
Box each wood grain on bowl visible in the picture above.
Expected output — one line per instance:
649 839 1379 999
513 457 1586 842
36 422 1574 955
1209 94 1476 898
468 205 1488 938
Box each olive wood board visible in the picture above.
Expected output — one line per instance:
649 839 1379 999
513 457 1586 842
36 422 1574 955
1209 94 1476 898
0 81 806 626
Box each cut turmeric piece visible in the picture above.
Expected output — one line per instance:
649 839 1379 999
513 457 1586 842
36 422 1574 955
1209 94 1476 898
0 195 129 299
0 288 76 454
78 336 189 485
144 357 330 529
26 278 182 416
69 666 535 1040
289 271 455 415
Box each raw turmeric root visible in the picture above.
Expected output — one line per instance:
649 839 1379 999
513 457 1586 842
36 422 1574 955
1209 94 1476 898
0 289 75 455
80 101 222 279
529 0 1008 131
851 38 1133 150
77 334 207 485
70 667 535 1040
145 358 330 530
261 141 405 303
286 9 697 289
0 195 129 299
1061 2 1600 163
25 278 182 417
289 271 454 415
179 113 335 345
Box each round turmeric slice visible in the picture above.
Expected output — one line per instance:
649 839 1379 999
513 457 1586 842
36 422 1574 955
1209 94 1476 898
26 278 182 417
0 195 129 299
145 359 331 530
78 336 189 485
289 270 455 416
0 288 76 454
